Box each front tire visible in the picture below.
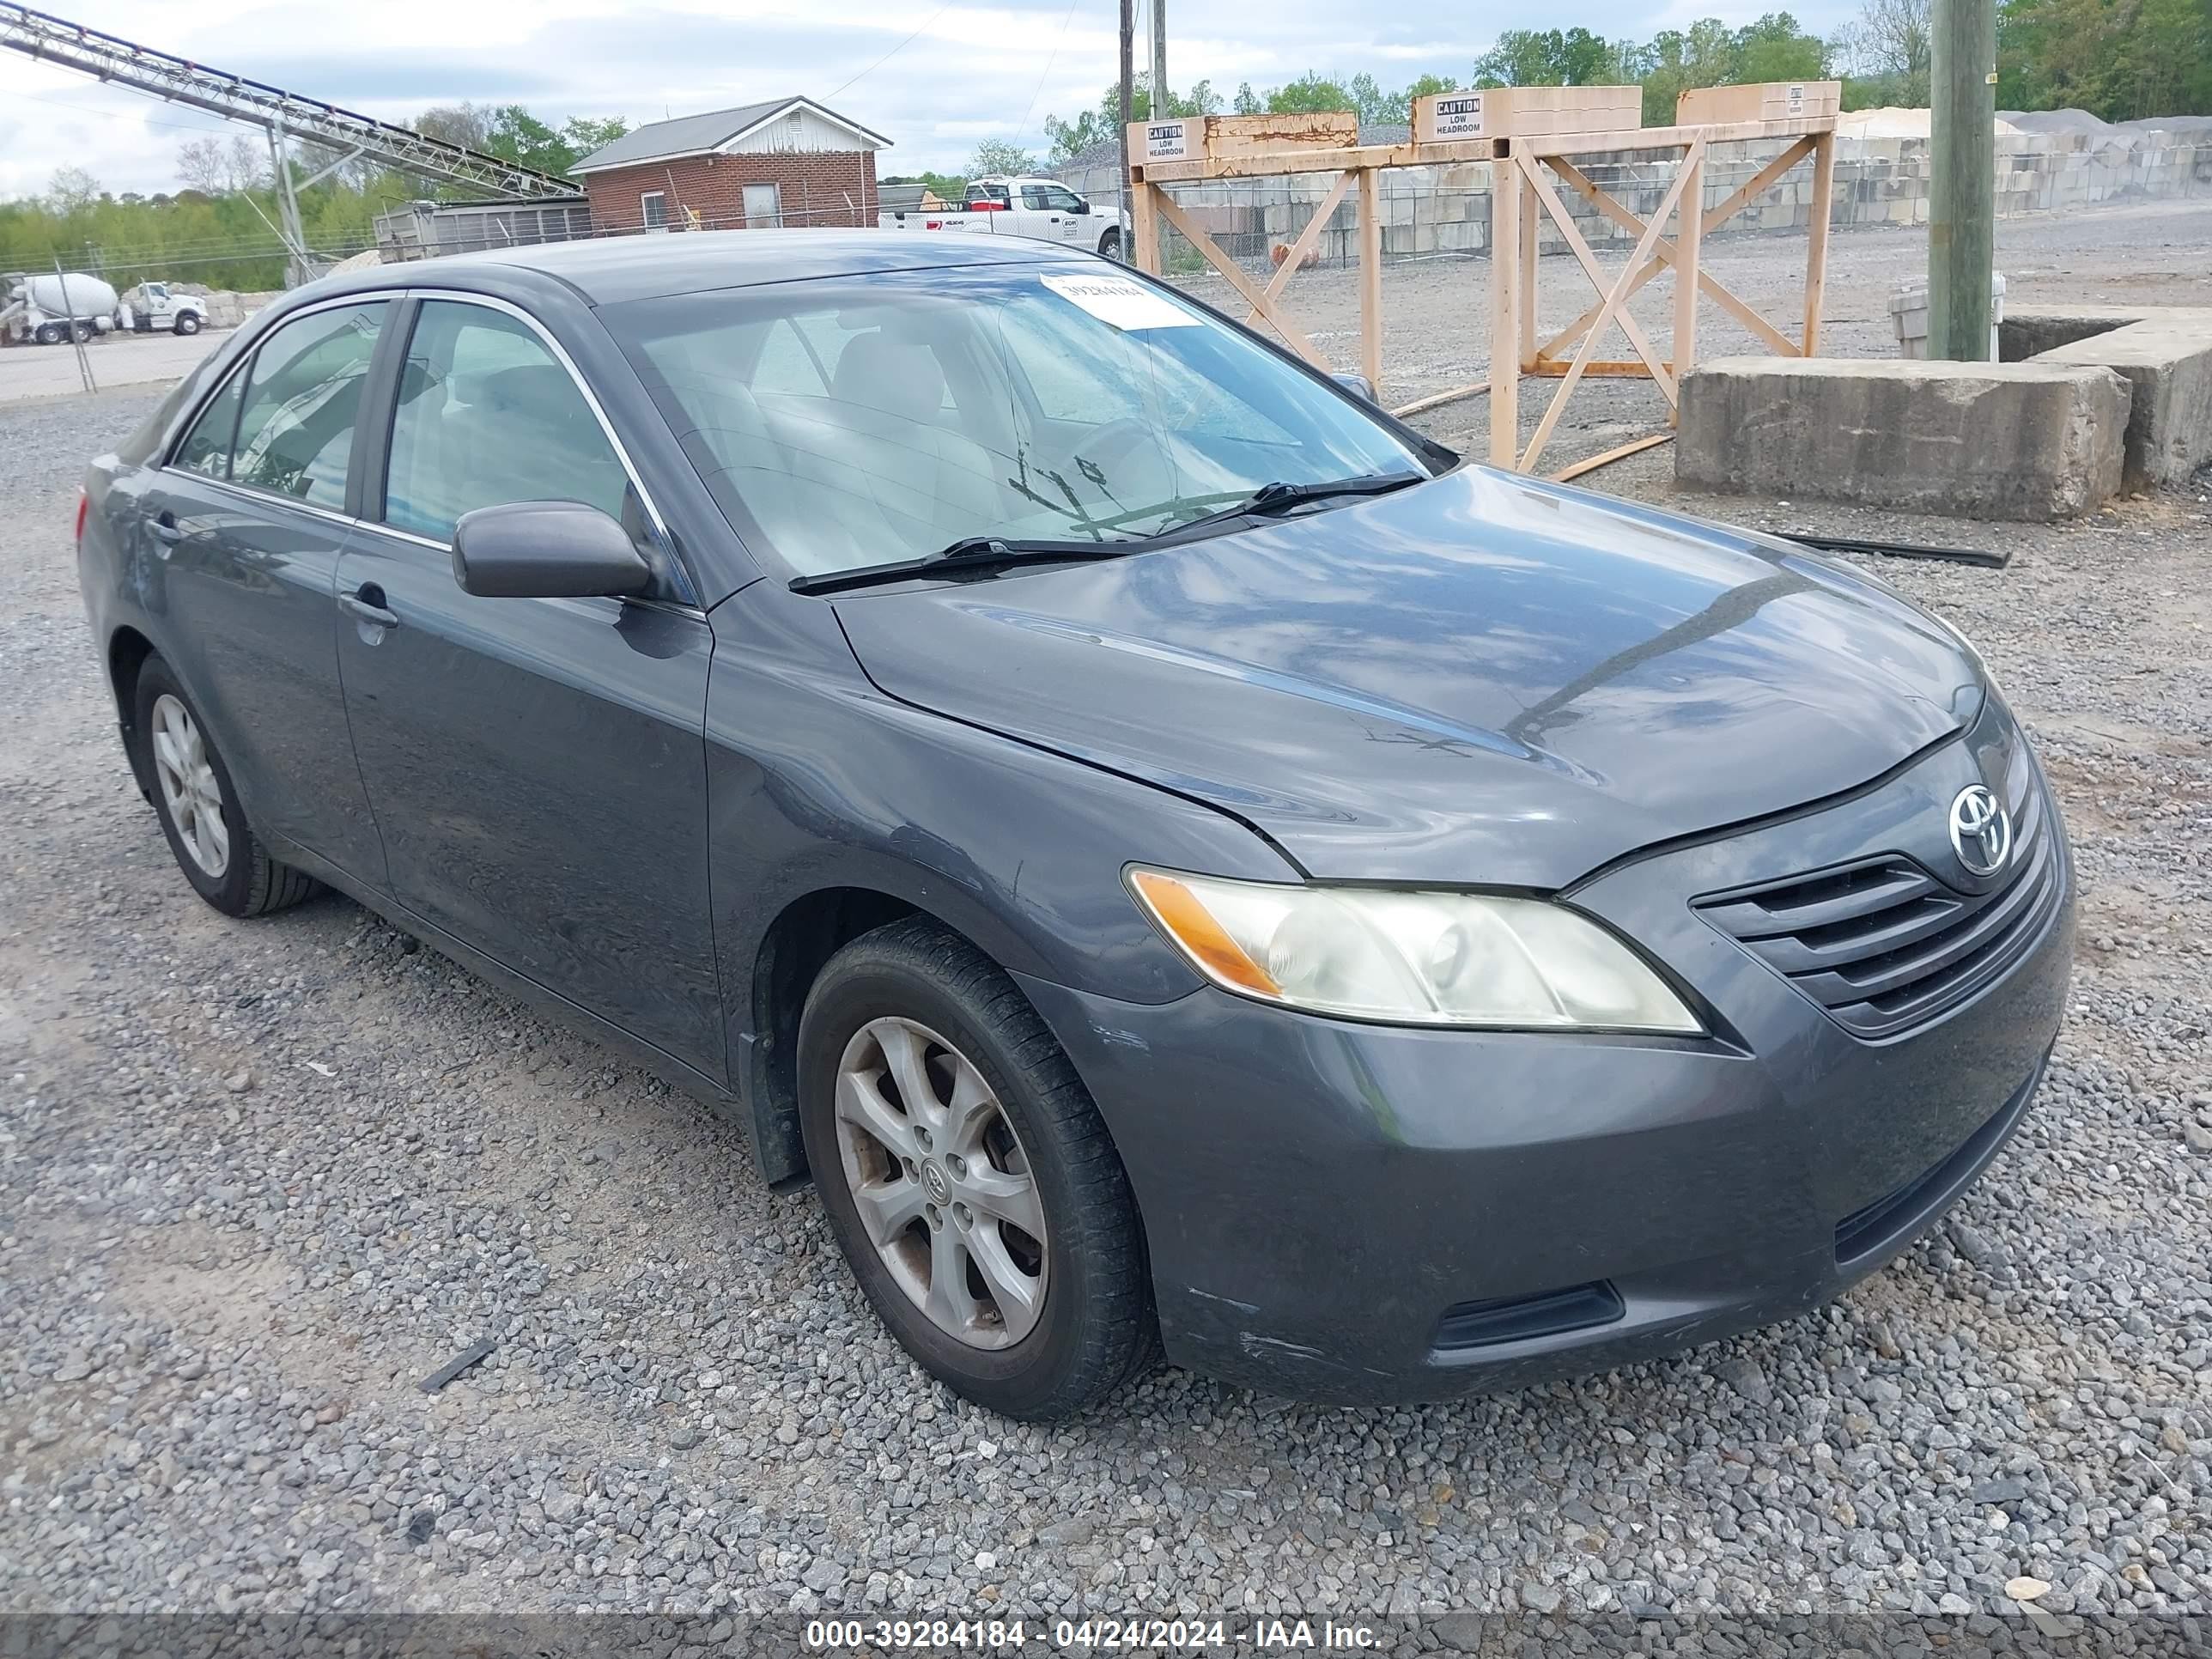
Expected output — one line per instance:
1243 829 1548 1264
174 313 201 336
1097 226 1123 261
132 656 319 918
798 917 1155 1419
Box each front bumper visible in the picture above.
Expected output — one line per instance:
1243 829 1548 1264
1020 731 2075 1404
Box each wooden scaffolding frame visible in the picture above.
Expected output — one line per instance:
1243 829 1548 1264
1128 137 1497 401
1121 94 1839 478
1486 112 1838 474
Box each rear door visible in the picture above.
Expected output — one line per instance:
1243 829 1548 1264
332 294 723 1079
137 298 391 882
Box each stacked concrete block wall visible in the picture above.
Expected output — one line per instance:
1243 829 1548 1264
1076 126 2212 270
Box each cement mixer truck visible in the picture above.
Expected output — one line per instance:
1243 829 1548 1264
0 270 121 345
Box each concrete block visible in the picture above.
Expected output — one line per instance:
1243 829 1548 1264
1677 357 2131 520
2031 307 2212 484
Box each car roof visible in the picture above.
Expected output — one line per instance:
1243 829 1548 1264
309 229 1091 309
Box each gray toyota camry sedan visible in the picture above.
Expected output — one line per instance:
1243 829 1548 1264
76 233 2072 1419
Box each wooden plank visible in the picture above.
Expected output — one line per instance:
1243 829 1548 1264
1550 430 1674 482
1357 166 1383 393
1488 165 1520 467
1673 142 1705 412
1389 379 1488 418
1516 145 1698 471
1261 168 1354 308
1516 164 1540 372
1540 152 1804 362
1522 150 1681 405
1514 115 1832 157
1803 129 1835 355
1130 178 1161 275
1151 190 1329 368
1134 139 1493 183
1699 137 1815 234
1530 359 1675 377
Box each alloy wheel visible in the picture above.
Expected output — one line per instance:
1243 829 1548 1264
833 1015 1048 1348
149 693 229 878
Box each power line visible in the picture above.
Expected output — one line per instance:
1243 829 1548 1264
826 2 953 100
1013 0 1084 156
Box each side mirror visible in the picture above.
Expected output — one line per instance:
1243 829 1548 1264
1331 371 1377 404
1073 198 1091 216
451 500 653 599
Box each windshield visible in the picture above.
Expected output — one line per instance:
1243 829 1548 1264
605 264 1428 579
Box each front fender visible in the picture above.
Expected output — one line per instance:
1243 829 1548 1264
704 579 1296 1178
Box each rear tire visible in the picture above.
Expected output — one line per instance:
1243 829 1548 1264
132 656 319 919
33 323 63 346
71 320 93 343
798 916 1156 1419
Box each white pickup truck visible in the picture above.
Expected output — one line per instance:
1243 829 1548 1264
879 176 1123 260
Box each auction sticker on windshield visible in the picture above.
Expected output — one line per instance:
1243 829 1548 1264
1041 273 1200 331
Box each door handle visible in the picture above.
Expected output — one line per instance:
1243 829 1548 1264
341 584 398 629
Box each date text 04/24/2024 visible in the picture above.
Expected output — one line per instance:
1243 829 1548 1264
803 1619 1382 1650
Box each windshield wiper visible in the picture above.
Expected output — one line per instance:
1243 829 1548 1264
1140 470 1427 542
788 536 1135 597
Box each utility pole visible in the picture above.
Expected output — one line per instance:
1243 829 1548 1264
1119 0 1135 257
1150 0 1168 117
1118 0 1134 132
1929 0 1996 359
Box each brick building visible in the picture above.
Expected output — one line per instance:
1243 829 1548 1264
571 98 890 234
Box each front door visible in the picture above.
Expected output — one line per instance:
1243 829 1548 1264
332 295 723 1078
743 184 782 228
140 298 390 882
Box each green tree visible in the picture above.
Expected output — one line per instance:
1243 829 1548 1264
1232 81 1261 114
967 138 1036 178
562 116 629 157
485 106 577 174
1474 27 1626 87
1267 73 1354 112
1732 12 1832 82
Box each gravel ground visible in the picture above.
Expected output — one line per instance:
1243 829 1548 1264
3 204 2209 1638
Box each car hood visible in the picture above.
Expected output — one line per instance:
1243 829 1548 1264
830 467 1983 886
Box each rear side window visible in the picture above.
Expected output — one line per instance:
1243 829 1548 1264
230 301 388 507
172 368 246 479
382 300 630 544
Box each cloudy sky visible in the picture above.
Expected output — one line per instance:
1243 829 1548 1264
1 0 1849 201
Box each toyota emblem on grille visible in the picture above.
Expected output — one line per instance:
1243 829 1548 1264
1948 784 2012 878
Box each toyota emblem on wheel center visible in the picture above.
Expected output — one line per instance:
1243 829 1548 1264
1949 783 2013 878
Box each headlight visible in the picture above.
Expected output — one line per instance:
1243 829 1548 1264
1127 867 1703 1032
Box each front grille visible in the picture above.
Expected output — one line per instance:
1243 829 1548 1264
1695 784 2058 1039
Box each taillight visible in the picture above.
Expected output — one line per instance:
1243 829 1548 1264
75 489 88 544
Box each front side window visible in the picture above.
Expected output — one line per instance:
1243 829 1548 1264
173 367 246 479
229 301 387 507
382 300 631 544
609 265 1424 580
1042 186 1085 213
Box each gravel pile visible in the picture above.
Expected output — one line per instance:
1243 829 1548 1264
3 210 2209 1639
